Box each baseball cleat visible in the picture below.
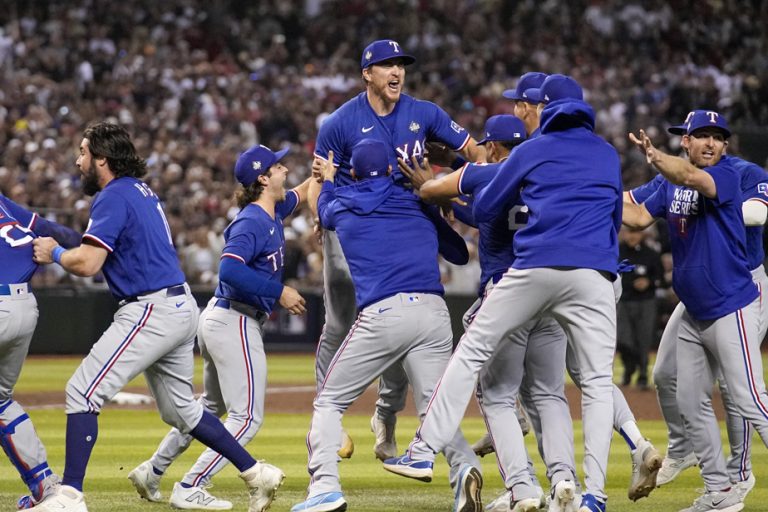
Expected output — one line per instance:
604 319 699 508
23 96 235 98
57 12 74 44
290 491 347 512
127 460 163 502
27 485 88 512
453 464 483 512
337 429 354 459
239 461 285 512
628 438 662 500
484 490 511 512
549 480 578 512
577 493 605 512
382 454 433 482
18 474 61 509
169 482 232 510
471 432 495 457
656 452 698 487
679 488 744 512
511 497 540 512
733 473 756 502
370 414 397 461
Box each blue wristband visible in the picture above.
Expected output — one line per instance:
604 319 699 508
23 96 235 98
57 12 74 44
52 246 65 265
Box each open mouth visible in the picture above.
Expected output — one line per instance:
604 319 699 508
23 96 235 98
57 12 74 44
387 80 400 92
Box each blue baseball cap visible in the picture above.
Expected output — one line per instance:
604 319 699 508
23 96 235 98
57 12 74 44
684 110 731 138
351 138 389 179
234 144 289 186
477 115 527 145
502 72 548 102
526 74 583 104
668 110 730 138
361 40 415 69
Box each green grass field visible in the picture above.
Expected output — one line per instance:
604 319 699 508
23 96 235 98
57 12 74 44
2 355 768 511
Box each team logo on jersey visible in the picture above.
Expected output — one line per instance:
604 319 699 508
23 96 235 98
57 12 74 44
450 121 464 134
252 161 262 171
409 121 420 133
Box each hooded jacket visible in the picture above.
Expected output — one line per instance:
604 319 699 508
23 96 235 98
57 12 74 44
473 99 622 276
318 177 468 309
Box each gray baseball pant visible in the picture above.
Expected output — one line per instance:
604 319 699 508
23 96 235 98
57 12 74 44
306 292 479 497
408 267 616 501
148 298 267 486
654 265 768 481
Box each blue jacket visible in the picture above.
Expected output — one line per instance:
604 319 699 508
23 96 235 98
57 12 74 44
318 178 467 309
473 99 622 277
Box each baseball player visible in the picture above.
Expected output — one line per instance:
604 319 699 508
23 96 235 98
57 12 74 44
127 144 310 510
0 195 80 510
29 123 283 512
293 140 481 512
310 39 486 461
385 74 621 512
627 111 768 501
622 111 768 512
400 112 580 512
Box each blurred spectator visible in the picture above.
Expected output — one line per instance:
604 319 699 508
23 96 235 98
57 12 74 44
0 0 765 293
617 227 663 390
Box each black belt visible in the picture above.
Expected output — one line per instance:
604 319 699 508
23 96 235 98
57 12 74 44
214 298 268 323
121 284 186 304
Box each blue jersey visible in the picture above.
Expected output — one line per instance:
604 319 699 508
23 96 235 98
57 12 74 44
217 191 299 313
473 99 622 276
458 161 522 295
0 196 38 283
644 160 758 320
315 92 471 187
83 177 185 300
630 155 768 270
318 179 444 309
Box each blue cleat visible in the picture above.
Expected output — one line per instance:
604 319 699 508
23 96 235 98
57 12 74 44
290 491 347 512
578 493 606 512
382 454 434 482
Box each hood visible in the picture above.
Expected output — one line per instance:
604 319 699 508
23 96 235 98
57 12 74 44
334 177 395 215
540 98 596 134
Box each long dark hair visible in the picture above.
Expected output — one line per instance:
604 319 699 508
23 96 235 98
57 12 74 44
83 122 147 178
234 170 270 208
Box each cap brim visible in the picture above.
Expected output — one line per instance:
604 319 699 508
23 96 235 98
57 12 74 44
688 126 731 138
502 89 520 100
364 54 416 68
274 147 290 163
476 138 488 145
667 125 686 135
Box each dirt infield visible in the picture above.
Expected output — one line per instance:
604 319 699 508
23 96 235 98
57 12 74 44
15 382 729 421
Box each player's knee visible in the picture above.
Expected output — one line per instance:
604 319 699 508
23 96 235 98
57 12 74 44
64 380 92 414
652 362 675 386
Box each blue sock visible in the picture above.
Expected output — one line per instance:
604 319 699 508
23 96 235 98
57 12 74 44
62 413 98 492
189 411 255 472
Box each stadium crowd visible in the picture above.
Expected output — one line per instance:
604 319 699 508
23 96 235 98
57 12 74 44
0 0 766 303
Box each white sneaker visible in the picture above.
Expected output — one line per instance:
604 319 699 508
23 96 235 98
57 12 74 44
679 488 744 512
128 460 163 502
628 438 662 500
169 482 232 510
657 452 698 487
240 461 286 512
29 485 88 512
370 414 397 461
484 490 511 512
471 432 495 457
549 480 577 512
733 473 756 502
337 429 354 459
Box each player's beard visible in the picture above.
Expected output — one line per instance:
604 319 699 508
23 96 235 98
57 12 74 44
82 162 101 196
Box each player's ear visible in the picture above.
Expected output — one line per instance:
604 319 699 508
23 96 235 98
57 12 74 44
386 165 392 176
350 169 357 180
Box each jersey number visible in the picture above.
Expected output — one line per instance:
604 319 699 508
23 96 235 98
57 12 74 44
0 224 34 247
156 204 174 245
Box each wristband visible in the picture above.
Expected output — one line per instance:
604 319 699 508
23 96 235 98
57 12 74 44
52 246 65 265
